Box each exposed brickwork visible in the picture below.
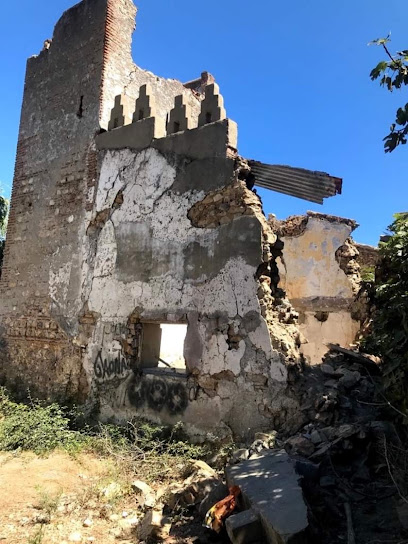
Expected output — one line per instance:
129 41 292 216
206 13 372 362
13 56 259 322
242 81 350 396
188 181 264 228
355 243 379 269
0 0 113 399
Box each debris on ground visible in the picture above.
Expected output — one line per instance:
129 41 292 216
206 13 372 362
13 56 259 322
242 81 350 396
226 450 308 543
203 485 241 533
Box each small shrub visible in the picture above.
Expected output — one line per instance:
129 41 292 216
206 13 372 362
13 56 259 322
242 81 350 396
34 487 61 516
0 387 209 474
0 388 87 454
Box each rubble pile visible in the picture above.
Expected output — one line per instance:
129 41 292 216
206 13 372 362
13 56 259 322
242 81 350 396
132 346 408 543
225 345 408 543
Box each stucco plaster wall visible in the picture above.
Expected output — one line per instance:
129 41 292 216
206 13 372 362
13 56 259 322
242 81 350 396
61 144 296 439
277 214 360 363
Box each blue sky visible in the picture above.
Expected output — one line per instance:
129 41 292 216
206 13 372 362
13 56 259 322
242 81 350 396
0 0 407 245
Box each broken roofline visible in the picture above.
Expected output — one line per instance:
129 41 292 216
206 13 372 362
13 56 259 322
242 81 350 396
248 161 343 205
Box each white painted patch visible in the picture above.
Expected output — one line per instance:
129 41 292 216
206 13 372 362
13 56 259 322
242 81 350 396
94 220 117 278
49 262 72 307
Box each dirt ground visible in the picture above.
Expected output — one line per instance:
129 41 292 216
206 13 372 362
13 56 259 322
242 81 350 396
0 452 227 544
0 451 131 543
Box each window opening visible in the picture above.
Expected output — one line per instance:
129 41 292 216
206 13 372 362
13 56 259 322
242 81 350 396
140 323 187 371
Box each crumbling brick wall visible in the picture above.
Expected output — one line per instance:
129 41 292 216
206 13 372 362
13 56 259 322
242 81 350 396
0 0 202 401
0 0 304 439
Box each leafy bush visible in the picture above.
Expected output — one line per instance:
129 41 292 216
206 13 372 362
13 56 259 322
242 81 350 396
0 388 208 465
363 212 408 415
0 388 86 454
360 264 375 283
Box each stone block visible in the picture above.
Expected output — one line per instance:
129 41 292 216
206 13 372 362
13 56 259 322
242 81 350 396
226 450 309 543
226 509 264 544
131 479 156 508
137 509 171 541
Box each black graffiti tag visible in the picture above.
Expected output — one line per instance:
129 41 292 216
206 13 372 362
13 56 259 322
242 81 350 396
126 376 191 415
94 351 131 381
127 375 147 409
166 382 189 414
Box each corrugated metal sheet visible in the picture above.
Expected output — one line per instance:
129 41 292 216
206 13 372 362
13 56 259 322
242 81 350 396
248 161 343 204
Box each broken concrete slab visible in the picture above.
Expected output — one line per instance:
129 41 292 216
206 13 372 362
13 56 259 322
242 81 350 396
226 450 308 543
226 508 264 544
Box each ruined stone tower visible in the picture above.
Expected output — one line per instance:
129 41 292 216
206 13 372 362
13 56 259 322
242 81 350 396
0 0 200 399
1 0 361 439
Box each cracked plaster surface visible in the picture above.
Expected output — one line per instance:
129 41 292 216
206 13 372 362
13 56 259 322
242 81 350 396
46 146 293 437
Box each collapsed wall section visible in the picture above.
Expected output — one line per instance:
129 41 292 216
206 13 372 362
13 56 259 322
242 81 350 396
270 212 363 363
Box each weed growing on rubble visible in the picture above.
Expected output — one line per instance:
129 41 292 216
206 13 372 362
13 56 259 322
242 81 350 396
27 527 44 544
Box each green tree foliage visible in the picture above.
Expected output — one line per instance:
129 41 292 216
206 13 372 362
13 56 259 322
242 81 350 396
364 213 408 415
370 36 408 152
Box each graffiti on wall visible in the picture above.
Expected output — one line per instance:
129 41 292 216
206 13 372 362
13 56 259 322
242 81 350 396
93 350 194 415
94 350 131 382
127 375 190 415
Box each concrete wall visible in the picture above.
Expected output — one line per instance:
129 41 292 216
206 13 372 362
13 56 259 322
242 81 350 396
275 212 361 363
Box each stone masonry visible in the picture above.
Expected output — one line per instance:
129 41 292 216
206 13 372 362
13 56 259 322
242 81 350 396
0 0 362 439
